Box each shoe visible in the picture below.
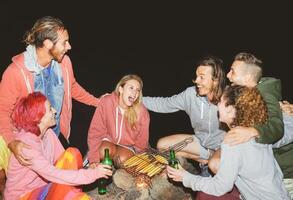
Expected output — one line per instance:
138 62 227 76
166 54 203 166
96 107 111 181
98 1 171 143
199 163 211 177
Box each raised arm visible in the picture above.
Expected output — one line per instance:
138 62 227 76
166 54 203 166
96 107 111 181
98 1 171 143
143 87 191 113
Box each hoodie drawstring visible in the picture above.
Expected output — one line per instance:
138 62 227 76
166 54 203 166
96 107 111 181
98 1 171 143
200 101 203 119
115 107 124 144
20 68 32 93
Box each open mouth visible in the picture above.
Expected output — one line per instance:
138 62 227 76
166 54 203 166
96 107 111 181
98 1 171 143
197 84 203 88
196 85 204 91
128 96 136 104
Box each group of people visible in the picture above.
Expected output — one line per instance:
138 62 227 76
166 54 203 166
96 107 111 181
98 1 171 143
0 16 293 200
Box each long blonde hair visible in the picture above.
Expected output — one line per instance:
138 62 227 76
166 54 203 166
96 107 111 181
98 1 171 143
115 74 143 129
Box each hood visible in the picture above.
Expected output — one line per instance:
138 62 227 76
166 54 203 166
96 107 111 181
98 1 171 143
23 45 45 73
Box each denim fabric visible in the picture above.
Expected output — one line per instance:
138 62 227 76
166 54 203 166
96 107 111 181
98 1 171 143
34 61 64 136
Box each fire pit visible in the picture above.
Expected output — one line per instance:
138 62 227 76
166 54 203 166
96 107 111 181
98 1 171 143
85 137 195 200
122 136 194 189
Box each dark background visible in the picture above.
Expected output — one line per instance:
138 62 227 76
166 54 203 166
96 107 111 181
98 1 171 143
1 2 292 156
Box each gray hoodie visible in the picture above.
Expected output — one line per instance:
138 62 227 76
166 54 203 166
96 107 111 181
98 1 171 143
143 86 225 152
183 140 290 199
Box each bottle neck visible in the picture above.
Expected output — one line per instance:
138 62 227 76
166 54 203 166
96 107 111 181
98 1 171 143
102 148 113 166
170 150 176 160
104 148 110 158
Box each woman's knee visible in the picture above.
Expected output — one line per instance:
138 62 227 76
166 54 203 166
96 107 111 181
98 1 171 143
115 146 134 164
99 141 117 160
55 147 83 169
156 138 166 150
65 147 81 156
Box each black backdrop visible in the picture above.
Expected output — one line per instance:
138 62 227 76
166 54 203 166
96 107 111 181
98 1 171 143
1 2 292 156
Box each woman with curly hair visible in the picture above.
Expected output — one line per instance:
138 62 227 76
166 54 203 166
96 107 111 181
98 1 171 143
166 85 290 199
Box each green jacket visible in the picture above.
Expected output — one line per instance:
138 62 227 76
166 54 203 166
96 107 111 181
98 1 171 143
256 77 293 178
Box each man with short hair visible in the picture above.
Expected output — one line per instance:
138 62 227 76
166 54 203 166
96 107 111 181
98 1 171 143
208 52 293 198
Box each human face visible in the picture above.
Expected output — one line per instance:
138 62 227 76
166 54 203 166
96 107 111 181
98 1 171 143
194 65 217 99
118 79 141 109
40 100 57 131
217 96 235 126
50 29 71 62
227 60 247 86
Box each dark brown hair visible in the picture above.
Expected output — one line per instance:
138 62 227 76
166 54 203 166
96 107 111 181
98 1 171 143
193 56 227 104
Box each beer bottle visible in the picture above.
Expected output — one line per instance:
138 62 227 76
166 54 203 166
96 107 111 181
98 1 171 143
98 148 113 195
168 149 179 169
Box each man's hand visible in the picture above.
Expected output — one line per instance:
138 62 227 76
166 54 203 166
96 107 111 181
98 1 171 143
280 101 293 115
223 126 258 146
8 140 31 166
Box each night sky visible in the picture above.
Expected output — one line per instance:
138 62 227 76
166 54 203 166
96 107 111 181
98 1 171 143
1 2 292 155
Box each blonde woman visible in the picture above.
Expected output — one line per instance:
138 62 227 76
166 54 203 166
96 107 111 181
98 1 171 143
87 74 150 167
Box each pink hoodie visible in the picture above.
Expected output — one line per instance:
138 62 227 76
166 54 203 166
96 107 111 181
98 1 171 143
4 129 101 200
87 92 150 163
0 53 99 144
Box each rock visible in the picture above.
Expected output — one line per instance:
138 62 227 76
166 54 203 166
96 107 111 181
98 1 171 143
178 156 200 175
113 169 135 191
86 165 194 199
149 174 188 200
124 187 149 200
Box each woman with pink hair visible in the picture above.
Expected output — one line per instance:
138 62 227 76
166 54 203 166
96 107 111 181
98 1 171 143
4 92 112 200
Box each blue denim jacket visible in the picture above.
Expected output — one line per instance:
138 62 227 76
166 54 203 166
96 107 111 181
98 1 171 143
24 45 64 136
34 61 64 136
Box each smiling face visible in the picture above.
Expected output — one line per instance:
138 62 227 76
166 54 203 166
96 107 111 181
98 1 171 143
226 60 247 86
194 65 217 100
39 100 57 132
49 29 71 62
118 79 141 109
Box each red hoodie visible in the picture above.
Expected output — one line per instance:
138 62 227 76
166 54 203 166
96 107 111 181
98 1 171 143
0 53 99 144
87 92 150 163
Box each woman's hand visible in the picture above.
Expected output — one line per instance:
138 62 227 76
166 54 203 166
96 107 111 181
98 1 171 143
89 162 99 169
94 164 113 179
166 165 186 182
